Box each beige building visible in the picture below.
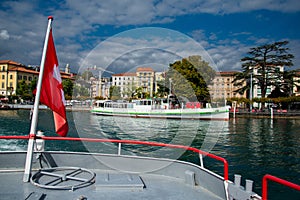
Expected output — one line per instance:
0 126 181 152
136 67 155 97
91 77 111 98
209 71 246 100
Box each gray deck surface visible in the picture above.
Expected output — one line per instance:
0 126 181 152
0 170 223 200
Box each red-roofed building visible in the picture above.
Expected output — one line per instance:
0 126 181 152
0 60 75 96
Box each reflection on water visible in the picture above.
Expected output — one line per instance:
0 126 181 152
0 110 299 199
74 112 227 160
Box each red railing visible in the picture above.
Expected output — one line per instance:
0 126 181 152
0 135 228 181
262 174 300 200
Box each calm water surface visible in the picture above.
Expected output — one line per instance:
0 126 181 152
0 110 299 199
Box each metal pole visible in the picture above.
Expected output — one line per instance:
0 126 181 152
250 73 253 112
99 70 102 97
23 16 53 182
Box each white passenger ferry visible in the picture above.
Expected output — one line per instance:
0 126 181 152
91 96 230 120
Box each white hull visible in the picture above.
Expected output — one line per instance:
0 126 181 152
91 106 230 120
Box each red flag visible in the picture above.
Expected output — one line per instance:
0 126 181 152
39 29 68 136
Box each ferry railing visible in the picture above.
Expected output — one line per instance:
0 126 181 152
0 135 228 181
262 174 300 200
2 135 300 199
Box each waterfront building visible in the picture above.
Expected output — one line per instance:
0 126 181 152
111 67 157 98
136 67 155 97
208 71 246 100
0 60 75 97
252 65 284 100
154 71 166 94
293 71 300 96
91 77 111 98
112 72 136 98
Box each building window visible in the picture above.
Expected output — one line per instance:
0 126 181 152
29 76 32 81
18 75 22 80
23 76 27 80
1 82 4 88
1 75 4 79
10 74 13 79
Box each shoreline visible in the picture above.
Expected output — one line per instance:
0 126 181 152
3 104 300 119
4 104 91 112
230 111 300 119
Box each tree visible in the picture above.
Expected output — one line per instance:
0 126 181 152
155 80 169 97
62 79 74 97
73 85 89 97
280 70 299 97
166 55 216 102
81 70 94 81
109 86 121 100
233 41 294 109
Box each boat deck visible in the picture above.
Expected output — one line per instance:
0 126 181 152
0 151 228 200
0 170 223 200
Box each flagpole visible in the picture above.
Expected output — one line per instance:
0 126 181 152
23 16 53 182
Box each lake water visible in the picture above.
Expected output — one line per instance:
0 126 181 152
0 109 299 199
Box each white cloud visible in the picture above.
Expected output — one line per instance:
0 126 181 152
0 30 9 40
79 27 216 75
0 0 299 73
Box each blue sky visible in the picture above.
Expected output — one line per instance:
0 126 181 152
0 0 299 75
